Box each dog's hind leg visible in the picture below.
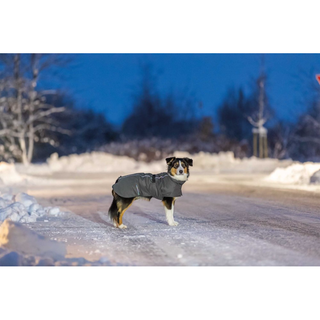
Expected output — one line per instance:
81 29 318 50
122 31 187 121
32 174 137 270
108 191 133 229
117 197 134 229
162 197 178 226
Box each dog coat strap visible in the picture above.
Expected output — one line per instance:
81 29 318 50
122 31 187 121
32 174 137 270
151 175 156 183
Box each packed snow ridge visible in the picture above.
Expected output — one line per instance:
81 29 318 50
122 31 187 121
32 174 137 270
46 152 165 173
0 192 63 223
172 151 293 173
0 219 114 266
3 151 295 179
265 163 320 185
44 151 293 174
0 162 25 184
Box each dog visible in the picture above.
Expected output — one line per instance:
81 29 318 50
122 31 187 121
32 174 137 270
108 156 193 229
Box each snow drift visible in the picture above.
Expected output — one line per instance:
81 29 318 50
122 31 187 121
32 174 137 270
0 219 113 266
0 191 64 223
173 151 293 173
0 219 66 259
265 162 320 185
44 151 293 174
47 152 164 173
0 162 24 184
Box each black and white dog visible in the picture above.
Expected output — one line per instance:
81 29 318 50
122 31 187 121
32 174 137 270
108 157 193 229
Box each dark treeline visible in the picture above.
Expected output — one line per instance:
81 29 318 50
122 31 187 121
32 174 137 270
1 55 320 163
42 69 320 163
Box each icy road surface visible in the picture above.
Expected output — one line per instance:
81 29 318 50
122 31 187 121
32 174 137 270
24 173 320 266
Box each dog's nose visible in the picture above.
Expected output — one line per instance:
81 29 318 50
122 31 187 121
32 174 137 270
179 169 183 174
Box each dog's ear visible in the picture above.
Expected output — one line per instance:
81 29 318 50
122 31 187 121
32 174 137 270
183 157 193 166
166 157 176 165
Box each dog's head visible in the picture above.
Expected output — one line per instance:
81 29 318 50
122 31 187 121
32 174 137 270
166 157 193 181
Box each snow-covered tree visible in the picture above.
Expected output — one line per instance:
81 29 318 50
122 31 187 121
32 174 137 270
0 54 69 164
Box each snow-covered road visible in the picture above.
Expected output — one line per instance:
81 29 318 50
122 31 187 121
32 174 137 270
26 177 320 266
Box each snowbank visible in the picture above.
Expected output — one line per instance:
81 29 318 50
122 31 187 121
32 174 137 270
48 152 137 172
7 151 295 184
45 151 293 174
265 162 320 185
0 191 64 223
0 162 24 184
0 219 66 259
46 152 166 173
173 151 293 173
173 151 234 171
0 219 113 266
0 248 113 266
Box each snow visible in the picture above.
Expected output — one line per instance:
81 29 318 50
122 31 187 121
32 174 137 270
0 219 113 266
3 150 320 194
0 219 66 259
46 151 157 173
48 207 60 216
265 162 320 185
173 151 293 173
0 162 24 185
18 151 291 175
15 192 37 207
0 191 64 223
310 170 320 184
0 150 319 266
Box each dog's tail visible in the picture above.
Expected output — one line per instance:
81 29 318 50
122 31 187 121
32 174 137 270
108 190 119 224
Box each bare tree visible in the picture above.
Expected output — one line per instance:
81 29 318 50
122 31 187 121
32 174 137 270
247 74 268 130
0 54 69 164
245 57 273 158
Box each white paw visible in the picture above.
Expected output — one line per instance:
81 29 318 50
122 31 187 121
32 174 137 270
168 221 179 226
118 224 127 229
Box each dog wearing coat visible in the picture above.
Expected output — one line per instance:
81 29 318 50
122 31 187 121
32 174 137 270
108 156 193 229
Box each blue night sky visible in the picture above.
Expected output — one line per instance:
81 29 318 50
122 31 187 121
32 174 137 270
57 54 320 126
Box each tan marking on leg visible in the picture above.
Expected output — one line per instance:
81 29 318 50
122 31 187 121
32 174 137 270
119 201 133 226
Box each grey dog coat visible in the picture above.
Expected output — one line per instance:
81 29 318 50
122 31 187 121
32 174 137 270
112 172 186 200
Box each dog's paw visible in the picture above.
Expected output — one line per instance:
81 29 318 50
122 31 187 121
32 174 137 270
168 221 179 226
118 224 127 229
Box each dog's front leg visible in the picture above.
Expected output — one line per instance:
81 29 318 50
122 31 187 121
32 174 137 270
162 197 179 226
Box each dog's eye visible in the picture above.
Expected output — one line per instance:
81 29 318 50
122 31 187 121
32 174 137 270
174 163 178 168
181 163 185 168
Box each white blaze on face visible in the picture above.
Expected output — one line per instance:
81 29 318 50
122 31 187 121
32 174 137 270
177 160 184 175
